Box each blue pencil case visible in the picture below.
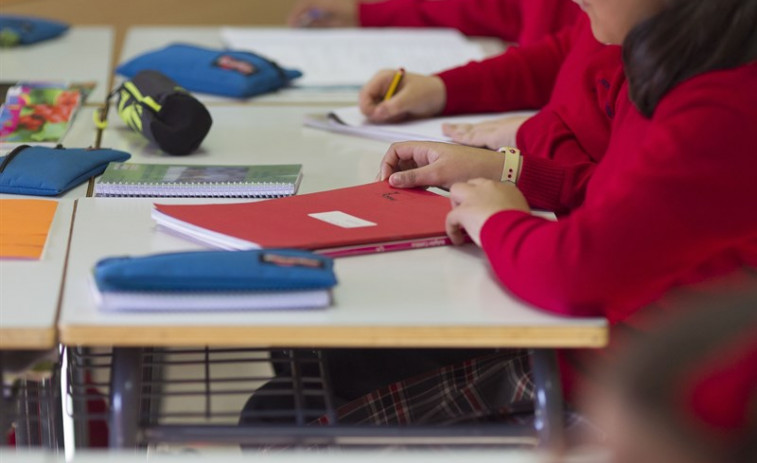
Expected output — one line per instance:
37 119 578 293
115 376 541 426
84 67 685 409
116 43 303 98
94 249 337 292
0 145 131 196
0 15 68 47
93 249 337 311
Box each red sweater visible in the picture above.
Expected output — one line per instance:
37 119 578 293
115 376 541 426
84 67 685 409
480 62 757 393
359 0 580 45
438 15 623 213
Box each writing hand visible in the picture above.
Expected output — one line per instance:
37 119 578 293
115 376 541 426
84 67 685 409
359 70 446 123
287 0 357 28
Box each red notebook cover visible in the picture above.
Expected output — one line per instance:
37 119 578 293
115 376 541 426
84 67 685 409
153 181 454 257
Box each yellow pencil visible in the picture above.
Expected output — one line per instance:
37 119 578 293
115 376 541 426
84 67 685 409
383 68 406 101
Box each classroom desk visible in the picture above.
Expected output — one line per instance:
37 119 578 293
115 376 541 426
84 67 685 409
0 200 74 351
60 201 606 450
117 26 505 105
58 105 607 450
0 104 103 352
0 27 114 104
0 105 103 447
96 104 390 193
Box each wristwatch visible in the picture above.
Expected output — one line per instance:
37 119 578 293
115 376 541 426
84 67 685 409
498 146 522 184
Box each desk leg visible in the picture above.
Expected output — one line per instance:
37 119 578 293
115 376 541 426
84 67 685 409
109 347 142 449
529 349 565 452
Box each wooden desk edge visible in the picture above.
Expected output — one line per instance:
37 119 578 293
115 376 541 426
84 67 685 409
59 325 608 349
0 328 57 350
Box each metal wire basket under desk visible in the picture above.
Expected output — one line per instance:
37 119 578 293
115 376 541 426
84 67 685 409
65 346 538 449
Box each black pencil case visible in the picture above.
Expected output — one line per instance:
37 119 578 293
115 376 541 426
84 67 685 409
114 70 213 156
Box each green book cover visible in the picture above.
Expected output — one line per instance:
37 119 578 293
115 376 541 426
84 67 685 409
95 162 303 198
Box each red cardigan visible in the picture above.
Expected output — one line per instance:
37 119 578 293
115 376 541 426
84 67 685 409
359 0 580 45
438 15 624 213
480 62 757 392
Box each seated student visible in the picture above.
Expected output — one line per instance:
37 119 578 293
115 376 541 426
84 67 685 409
363 9 622 213
343 0 756 426
242 0 757 431
589 289 757 463
287 0 581 46
241 2 623 427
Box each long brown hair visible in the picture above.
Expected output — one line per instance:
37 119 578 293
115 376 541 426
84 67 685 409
623 0 757 117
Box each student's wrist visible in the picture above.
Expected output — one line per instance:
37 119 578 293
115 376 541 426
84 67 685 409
498 146 523 184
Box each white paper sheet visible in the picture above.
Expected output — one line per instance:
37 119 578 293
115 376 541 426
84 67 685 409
304 106 536 144
220 27 485 87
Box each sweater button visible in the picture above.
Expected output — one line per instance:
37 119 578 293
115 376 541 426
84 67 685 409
605 103 615 118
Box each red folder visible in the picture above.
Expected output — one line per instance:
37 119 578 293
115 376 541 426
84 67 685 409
152 181 454 257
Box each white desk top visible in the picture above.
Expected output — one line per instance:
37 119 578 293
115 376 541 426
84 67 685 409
60 196 606 348
98 104 390 193
118 27 357 105
0 27 114 104
0 199 74 349
60 104 606 347
117 27 505 106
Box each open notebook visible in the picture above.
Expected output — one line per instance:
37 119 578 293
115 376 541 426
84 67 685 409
304 106 536 143
220 28 485 87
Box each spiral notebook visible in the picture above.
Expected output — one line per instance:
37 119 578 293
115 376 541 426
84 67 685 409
94 162 303 198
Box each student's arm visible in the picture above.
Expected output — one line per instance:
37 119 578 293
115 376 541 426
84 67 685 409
437 24 577 114
479 72 757 322
359 0 524 42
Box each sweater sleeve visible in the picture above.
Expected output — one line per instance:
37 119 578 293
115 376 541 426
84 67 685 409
436 25 576 114
516 150 596 214
359 0 524 42
479 70 757 323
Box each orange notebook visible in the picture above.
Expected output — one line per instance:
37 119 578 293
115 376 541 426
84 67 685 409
0 199 58 259
152 181 454 257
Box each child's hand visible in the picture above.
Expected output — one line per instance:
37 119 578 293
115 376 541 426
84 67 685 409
379 141 504 189
360 70 446 123
446 179 530 246
287 0 358 28
442 115 530 149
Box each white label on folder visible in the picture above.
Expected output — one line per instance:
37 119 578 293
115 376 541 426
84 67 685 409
308 211 377 228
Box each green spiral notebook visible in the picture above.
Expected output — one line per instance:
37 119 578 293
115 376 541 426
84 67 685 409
94 162 303 198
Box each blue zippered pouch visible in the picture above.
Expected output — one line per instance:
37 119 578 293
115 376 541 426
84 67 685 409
94 249 337 293
0 15 68 47
116 43 302 98
0 145 131 196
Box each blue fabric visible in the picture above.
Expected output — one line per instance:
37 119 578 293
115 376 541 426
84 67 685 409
0 146 131 196
0 15 68 46
94 249 337 292
116 43 302 98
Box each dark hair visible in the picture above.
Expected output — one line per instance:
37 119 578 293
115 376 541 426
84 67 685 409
623 0 757 117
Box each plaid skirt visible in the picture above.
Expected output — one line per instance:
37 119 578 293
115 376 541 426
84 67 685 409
315 349 536 426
